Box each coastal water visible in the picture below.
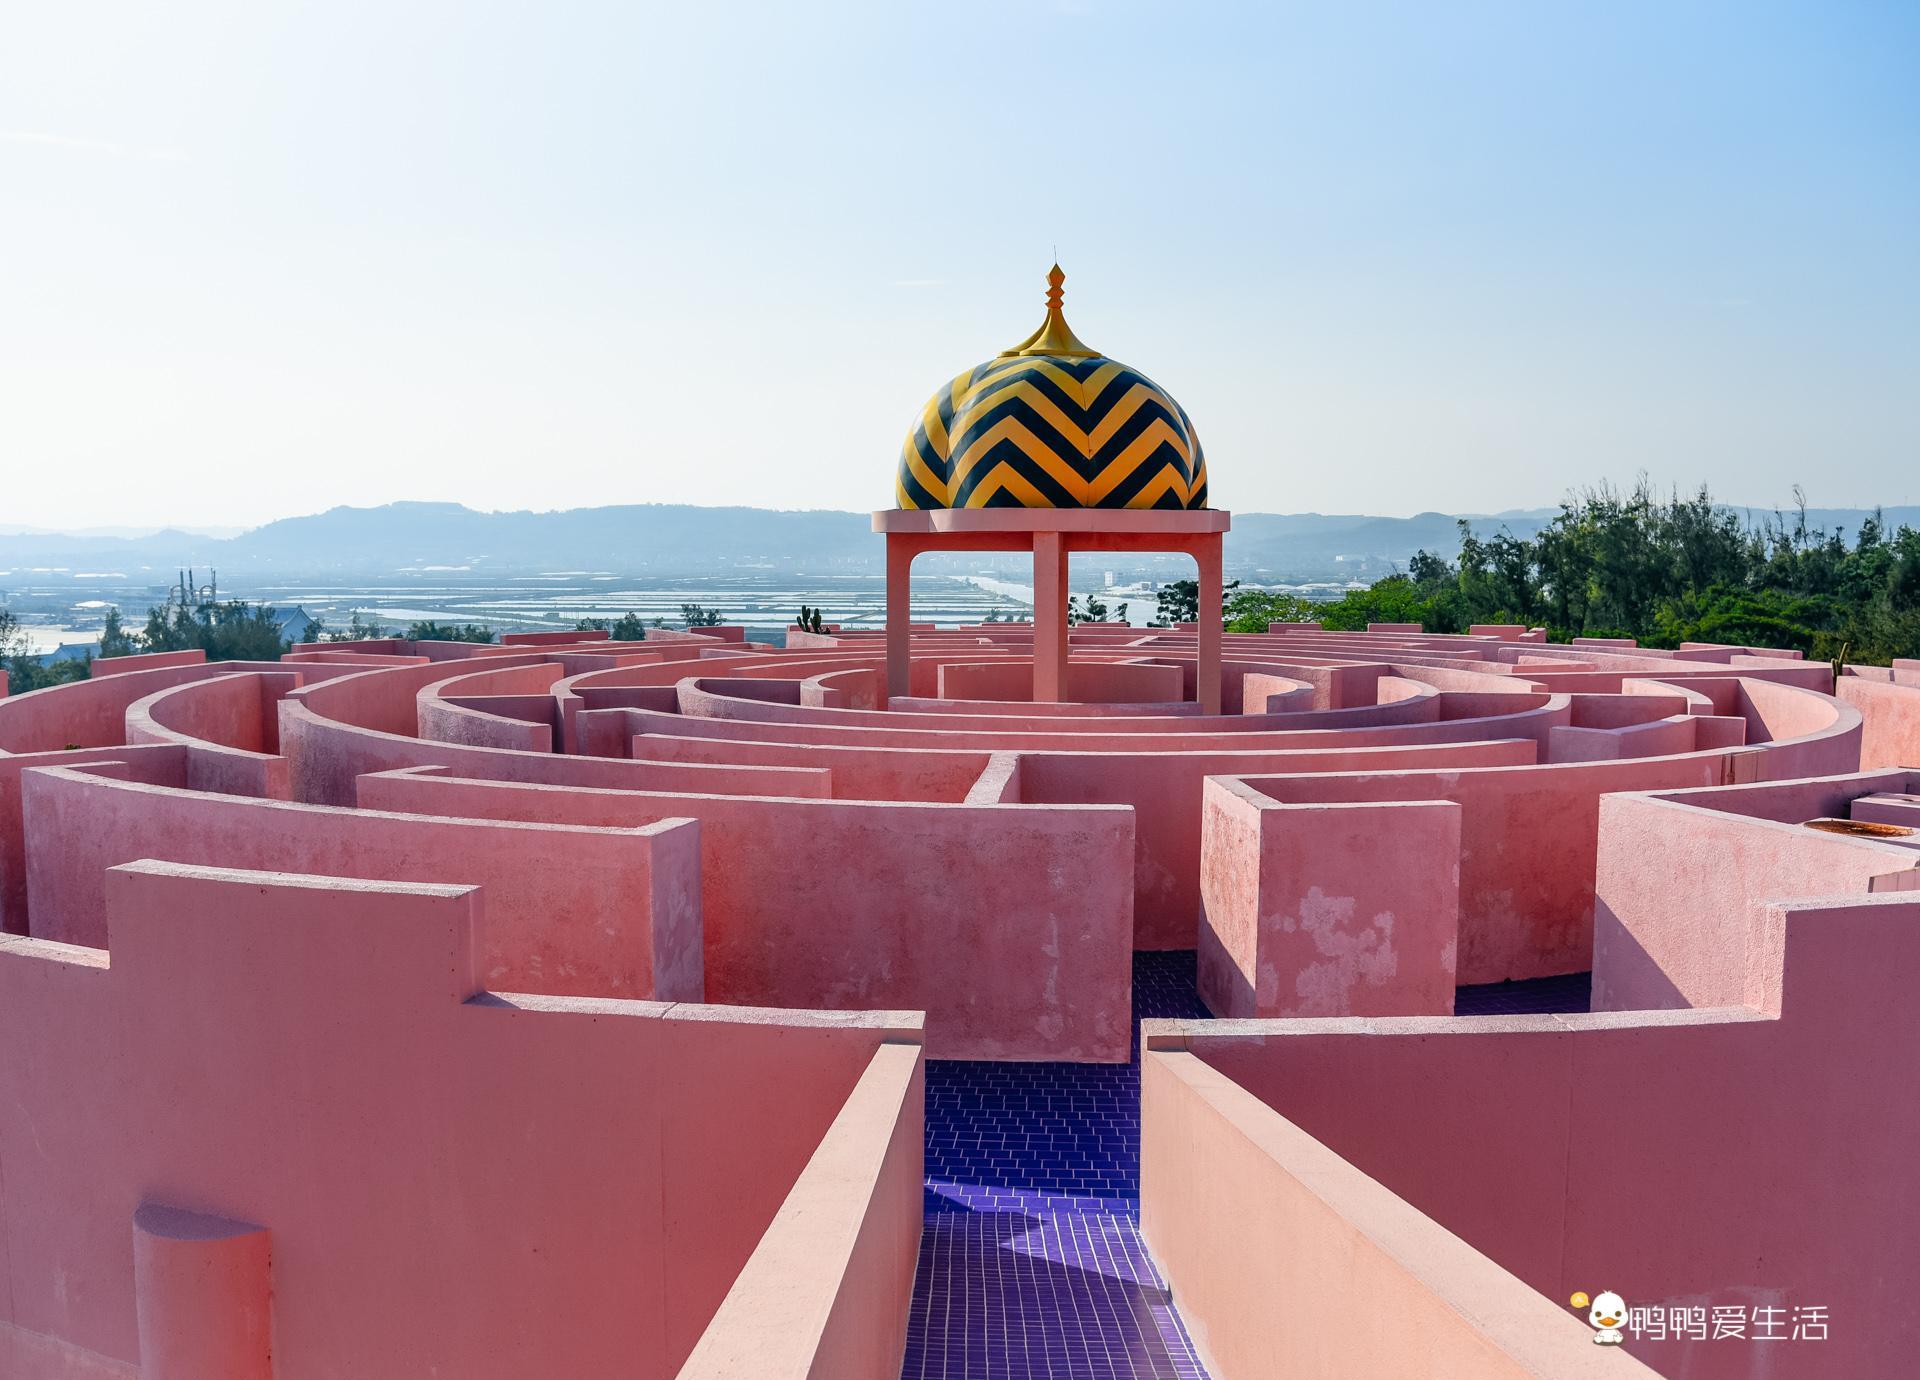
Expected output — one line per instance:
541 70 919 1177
8 572 1043 655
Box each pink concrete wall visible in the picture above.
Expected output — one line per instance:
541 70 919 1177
0 660 313 753
1197 778 1459 1018
87 649 208 678
289 637 408 656
131 1203 272 1380
963 752 1025 805
20 765 703 1002
285 694 831 807
1547 715 1700 762
1566 691 1689 728
1231 755 1741 981
629 732 994 803
802 667 883 711
1021 739 1534 950
1837 672 1920 770
1238 673 1316 714
283 650 430 665
419 692 557 753
1225 686 1860 983
646 624 748 643
677 1043 923 1380
0 746 187 934
1140 1047 1656 1380
353 767 1134 1060
501 628 608 644
283 656 550 744
1592 773 1920 1010
679 676 1276 735
888 693 1206 720
935 659 1186 705
124 673 300 799
444 693 559 743
1165 889 1920 1380
621 694 1563 753
0 860 921 1379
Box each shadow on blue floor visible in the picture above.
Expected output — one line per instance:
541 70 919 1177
904 952 1593 1379
906 954 1211 1378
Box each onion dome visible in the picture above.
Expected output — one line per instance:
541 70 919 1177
896 266 1208 510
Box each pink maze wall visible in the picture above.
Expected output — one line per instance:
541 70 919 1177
1203 678 1860 984
0 745 188 934
1593 770 1920 1010
0 861 921 1380
5 627 1920 1376
354 766 1136 1061
21 764 704 1002
125 672 301 798
1161 888 1920 1380
1 633 1905 1038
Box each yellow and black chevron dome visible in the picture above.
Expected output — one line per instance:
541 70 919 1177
896 353 1209 510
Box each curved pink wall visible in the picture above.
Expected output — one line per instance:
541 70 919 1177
21 765 702 1002
124 673 300 799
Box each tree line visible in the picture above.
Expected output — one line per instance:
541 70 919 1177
1154 482 1919 665
1345 482 1918 663
0 600 741 693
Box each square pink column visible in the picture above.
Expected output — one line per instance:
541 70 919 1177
1032 531 1069 702
1196 533 1224 715
885 535 915 703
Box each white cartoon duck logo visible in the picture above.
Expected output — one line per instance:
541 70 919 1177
1571 1290 1627 1345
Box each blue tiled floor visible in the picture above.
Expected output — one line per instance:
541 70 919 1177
903 954 1211 1379
903 953 1592 1379
922 953 1211 1219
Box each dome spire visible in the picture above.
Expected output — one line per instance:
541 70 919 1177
1001 262 1098 359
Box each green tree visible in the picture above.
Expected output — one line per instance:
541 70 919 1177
142 600 291 661
1349 478 1920 664
1224 588 1318 633
1067 593 1109 625
98 607 137 657
1153 578 1242 627
0 609 93 692
1314 574 1455 632
405 621 495 643
327 612 390 642
679 603 724 628
574 612 650 639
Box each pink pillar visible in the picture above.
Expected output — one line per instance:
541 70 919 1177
1196 534 1223 715
885 536 914 704
1032 532 1069 702
132 1203 272 1380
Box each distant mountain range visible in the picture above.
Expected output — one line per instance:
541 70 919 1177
4 501 1917 586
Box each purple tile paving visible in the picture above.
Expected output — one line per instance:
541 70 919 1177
904 954 1212 1380
903 952 1591 1378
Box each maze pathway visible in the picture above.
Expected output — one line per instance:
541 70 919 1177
902 955 1594 1379
902 954 1212 1380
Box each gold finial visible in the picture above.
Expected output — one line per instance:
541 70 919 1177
1000 262 1099 359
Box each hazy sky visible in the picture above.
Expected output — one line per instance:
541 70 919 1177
3 2 1915 531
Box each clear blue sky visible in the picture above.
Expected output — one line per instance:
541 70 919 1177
3 1 1915 530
